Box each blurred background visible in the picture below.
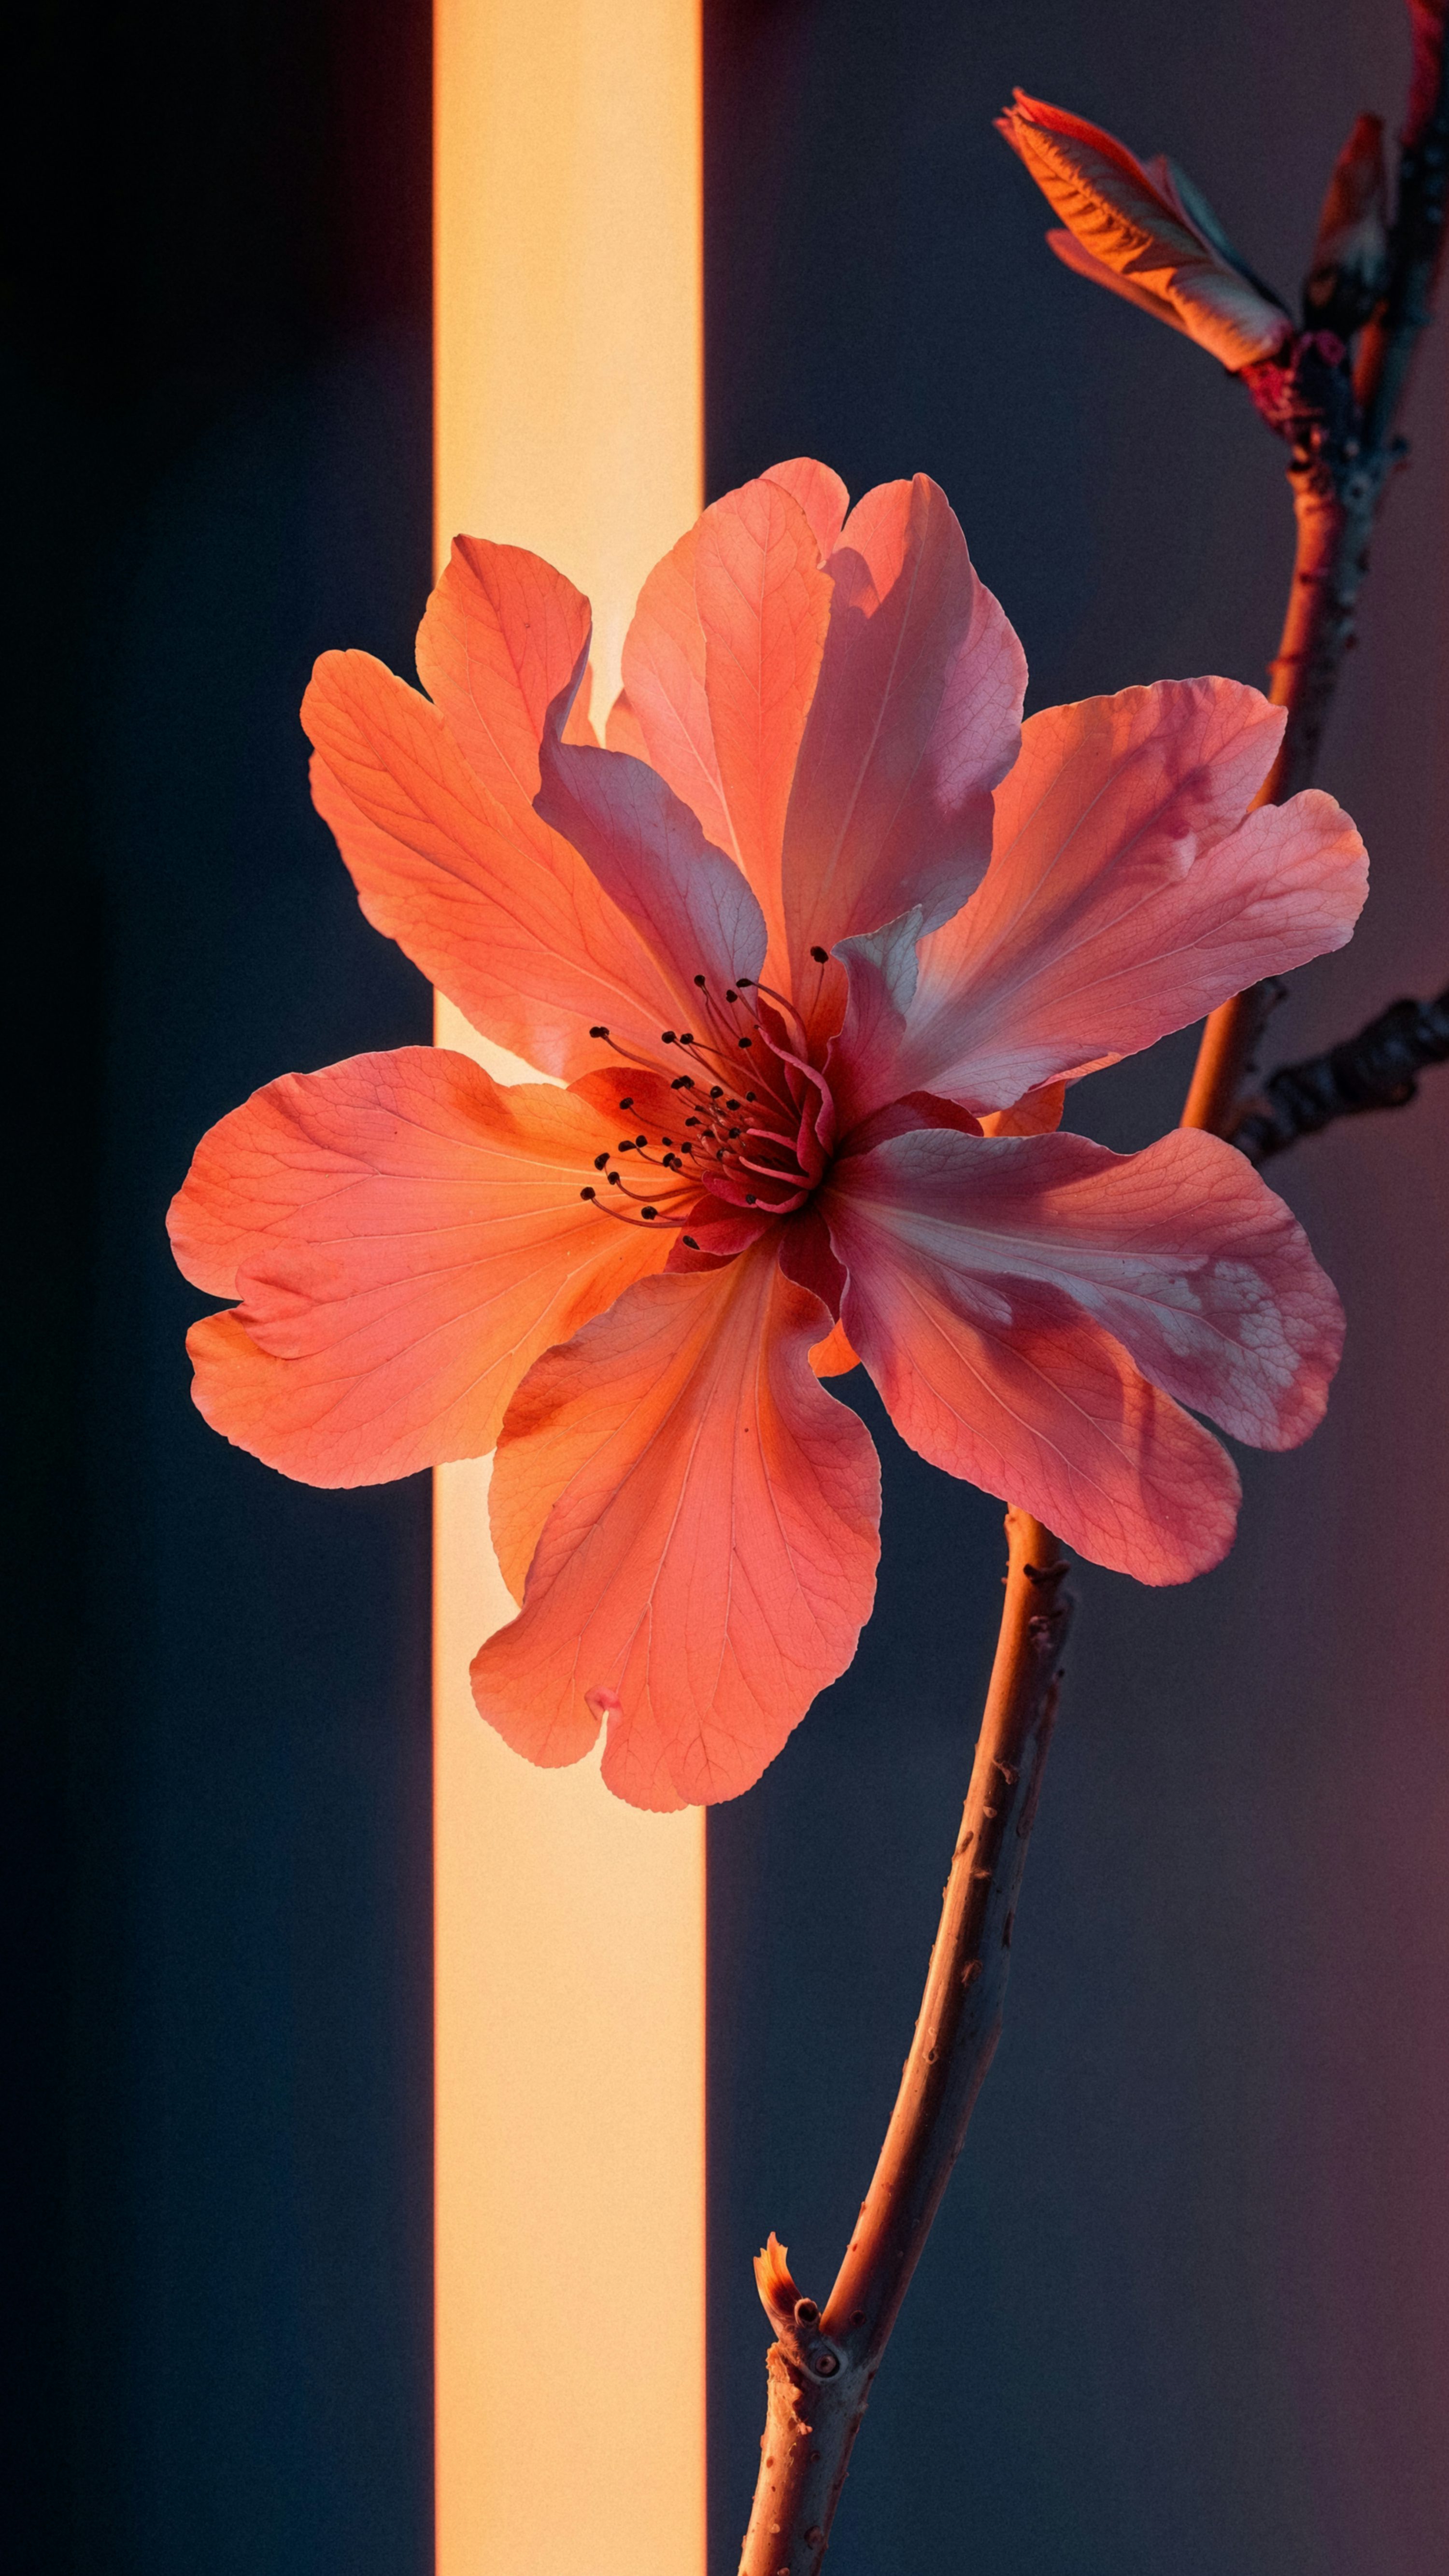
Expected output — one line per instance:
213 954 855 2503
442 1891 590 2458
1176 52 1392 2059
9 2 1447 2569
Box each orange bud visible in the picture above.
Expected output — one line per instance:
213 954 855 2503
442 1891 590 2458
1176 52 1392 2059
1306 113 1389 328
997 90 1292 371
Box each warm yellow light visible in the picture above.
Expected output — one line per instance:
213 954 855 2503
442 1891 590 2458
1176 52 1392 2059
432 8 705 2574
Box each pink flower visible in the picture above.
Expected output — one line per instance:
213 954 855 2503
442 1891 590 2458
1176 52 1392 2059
169 463 1365 1808
998 91 1293 370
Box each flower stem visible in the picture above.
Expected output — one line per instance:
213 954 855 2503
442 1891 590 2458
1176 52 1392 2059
736 1511 1072 2576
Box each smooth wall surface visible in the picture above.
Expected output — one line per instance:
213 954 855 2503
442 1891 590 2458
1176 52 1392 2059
9 4 436 2569
705 5 1449 2574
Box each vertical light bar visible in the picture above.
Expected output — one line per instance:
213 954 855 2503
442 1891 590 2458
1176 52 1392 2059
433 9 705 2576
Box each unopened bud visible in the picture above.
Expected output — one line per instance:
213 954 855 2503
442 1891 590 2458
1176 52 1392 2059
997 90 1292 371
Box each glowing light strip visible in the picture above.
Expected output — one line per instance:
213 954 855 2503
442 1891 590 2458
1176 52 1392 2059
433 7 705 2571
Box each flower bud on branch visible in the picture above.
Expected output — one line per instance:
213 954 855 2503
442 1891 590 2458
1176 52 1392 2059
1405 0 1449 153
1306 113 1390 335
996 89 1293 370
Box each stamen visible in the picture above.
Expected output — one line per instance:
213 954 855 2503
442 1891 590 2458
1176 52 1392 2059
748 976 811 1053
810 945 828 963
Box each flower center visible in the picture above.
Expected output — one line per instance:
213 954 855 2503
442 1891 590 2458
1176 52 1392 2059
581 973 837 1237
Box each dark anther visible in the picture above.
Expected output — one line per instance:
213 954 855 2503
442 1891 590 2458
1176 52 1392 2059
693 973 708 987
810 944 829 962
738 1036 753 1048
724 987 739 1003
617 1139 635 1152
635 1133 646 1147
580 1186 597 1200
671 1074 691 1089
710 1085 724 1099
608 1173 623 1187
589 1024 610 1038
661 1030 676 1044
736 976 753 988
640 1206 658 1220
745 1091 757 1102
682 1235 699 1249
593 1152 610 1170
679 1031 695 1044
727 1127 741 1139
745 1194 758 1205
618 1096 634 1110
726 1098 740 1110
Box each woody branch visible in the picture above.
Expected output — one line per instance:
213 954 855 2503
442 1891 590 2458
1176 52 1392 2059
737 1512 1072 2576
1183 38 1449 1137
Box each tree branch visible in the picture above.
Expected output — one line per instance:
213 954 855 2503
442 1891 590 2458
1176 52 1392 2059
1230 978 1449 1161
737 1512 1072 2576
1182 53 1449 1140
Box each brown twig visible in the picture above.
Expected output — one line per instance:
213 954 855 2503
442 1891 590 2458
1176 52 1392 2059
1231 976 1449 1161
1181 54 1449 1140
736 1512 1072 2576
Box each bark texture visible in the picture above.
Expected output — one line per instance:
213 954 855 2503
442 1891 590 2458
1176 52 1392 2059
1183 54 1448 1140
736 1513 1072 2576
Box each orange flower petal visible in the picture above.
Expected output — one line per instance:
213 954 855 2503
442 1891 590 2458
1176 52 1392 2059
304 650 684 1079
534 718 768 1011
414 535 592 818
825 1120 1344 1579
471 1247 881 1809
838 679 1366 1122
781 474 1026 983
692 477 834 966
168 1047 668 1486
619 465 838 970
825 1173 1237 1586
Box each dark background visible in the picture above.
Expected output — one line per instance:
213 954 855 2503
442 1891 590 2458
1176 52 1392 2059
9 2 1447 2571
